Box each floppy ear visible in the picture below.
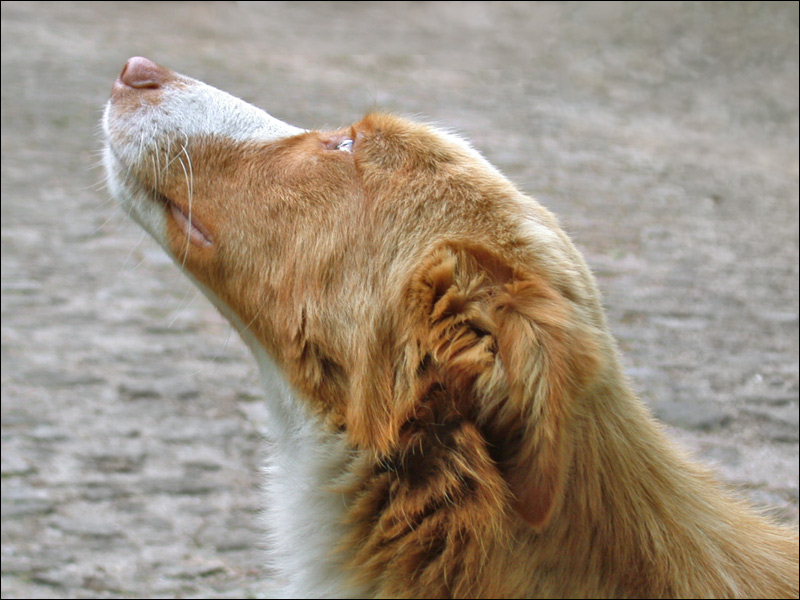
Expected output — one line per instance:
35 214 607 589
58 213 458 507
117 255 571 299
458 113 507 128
347 242 600 530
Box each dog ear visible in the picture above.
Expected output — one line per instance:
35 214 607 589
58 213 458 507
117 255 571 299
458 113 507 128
485 269 601 529
347 242 600 530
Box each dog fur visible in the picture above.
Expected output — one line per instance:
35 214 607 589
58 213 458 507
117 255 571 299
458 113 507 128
103 57 799 598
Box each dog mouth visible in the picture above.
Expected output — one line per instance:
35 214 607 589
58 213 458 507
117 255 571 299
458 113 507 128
163 195 214 248
105 137 214 249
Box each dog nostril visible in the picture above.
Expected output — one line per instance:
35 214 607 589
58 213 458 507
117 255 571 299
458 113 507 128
119 56 165 89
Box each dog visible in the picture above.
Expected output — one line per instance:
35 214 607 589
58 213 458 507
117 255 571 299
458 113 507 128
102 57 798 598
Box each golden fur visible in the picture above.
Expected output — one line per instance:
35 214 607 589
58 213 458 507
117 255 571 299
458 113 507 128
111 93 798 597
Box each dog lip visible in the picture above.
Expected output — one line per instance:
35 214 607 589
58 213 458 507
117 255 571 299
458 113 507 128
167 199 214 248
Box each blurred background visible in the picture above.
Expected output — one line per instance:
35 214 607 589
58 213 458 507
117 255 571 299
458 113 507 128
2 2 797 597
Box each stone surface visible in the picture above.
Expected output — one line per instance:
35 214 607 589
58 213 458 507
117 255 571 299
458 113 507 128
2 2 798 598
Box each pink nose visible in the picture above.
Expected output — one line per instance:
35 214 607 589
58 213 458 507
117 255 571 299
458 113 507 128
118 56 168 89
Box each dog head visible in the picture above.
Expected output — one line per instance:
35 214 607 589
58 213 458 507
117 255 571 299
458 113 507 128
104 57 605 529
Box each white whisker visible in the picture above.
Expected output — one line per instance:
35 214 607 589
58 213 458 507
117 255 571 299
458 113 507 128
167 286 201 328
122 231 148 271
176 151 193 268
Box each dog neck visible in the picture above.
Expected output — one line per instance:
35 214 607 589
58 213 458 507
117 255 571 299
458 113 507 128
179 275 363 596
552 371 799 598
250 334 797 598
251 342 368 598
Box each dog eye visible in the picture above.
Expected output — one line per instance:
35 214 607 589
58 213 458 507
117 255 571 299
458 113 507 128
336 139 354 153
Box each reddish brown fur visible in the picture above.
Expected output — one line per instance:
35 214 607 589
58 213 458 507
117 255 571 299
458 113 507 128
147 112 797 598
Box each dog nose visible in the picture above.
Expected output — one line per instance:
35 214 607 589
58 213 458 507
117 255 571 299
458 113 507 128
118 56 167 89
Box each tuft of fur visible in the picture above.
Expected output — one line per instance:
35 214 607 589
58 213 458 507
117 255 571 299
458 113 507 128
104 61 798 599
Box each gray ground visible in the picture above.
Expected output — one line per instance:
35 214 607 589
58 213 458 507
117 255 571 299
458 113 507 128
1 2 798 598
